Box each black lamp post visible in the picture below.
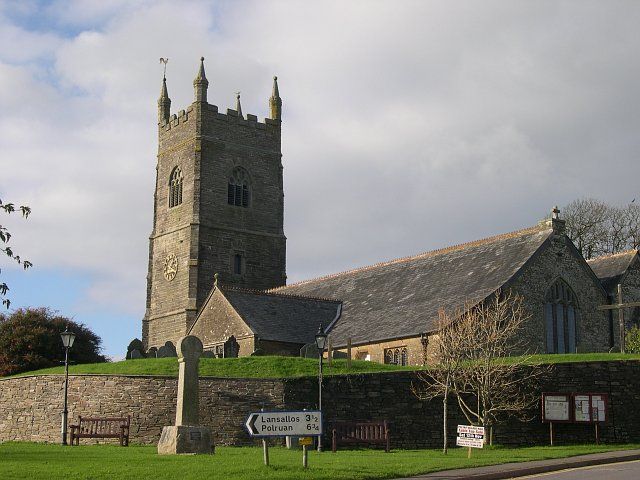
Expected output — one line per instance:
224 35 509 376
60 328 76 445
315 325 327 452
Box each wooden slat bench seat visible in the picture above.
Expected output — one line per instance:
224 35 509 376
69 415 131 446
331 420 390 452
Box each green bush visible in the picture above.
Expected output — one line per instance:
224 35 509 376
625 325 640 354
0 307 107 376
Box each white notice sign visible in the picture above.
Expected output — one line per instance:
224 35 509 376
543 394 570 422
591 395 606 422
456 425 485 448
574 395 590 422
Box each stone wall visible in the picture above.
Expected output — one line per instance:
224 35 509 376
314 360 640 448
510 233 610 354
190 288 257 357
1 361 639 447
622 257 640 326
0 375 285 446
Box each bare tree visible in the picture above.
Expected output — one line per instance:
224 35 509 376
451 292 547 444
562 198 640 259
624 202 640 250
414 291 547 448
563 198 609 259
412 308 465 454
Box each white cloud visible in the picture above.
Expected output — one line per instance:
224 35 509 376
1 1 640 348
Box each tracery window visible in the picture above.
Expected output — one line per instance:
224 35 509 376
227 167 250 208
384 347 408 365
544 279 578 354
400 348 408 366
384 349 393 364
169 167 183 208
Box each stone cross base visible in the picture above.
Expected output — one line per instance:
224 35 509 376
157 426 214 455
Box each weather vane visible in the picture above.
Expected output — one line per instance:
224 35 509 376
159 58 169 78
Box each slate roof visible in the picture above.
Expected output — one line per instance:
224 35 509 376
273 225 555 347
587 250 639 293
219 286 341 345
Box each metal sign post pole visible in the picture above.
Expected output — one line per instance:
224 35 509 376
303 444 308 468
262 439 269 466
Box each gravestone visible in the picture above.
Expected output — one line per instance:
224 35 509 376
223 335 240 358
126 338 145 360
299 342 319 359
157 341 177 358
130 349 144 359
157 336 213 455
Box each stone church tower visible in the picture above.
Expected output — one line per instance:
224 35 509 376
142 58 287 349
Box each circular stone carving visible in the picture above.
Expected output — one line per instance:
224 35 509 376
163 253 178 281
178 335 203 360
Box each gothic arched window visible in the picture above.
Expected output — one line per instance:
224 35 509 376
400 348 408 366
544 279 579 354
393 349 400 365
169 167 183 208
227 167 250 208
384 349 393 364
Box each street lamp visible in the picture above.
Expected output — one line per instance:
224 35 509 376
315 325 327 452
60 328 76 446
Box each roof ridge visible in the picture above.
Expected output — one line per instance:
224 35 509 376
220 283 341 304
586 249 639 263
272 223 552 292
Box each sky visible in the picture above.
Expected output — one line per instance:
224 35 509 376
1 0 639 359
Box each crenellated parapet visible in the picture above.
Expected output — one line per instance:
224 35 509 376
158 57 281 136
159 104 280 136
159 106 194 131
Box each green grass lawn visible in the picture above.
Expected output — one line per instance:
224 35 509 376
9 356 413 379
517 352 640 364
0 442 638 480
8 352 640 380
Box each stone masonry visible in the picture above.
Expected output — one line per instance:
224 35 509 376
143 60 286 350
508 227 609 354
2 361 640 447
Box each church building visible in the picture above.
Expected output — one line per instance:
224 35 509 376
142 59 640 364
143 58 287 350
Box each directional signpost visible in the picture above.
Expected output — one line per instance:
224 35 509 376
245 410 323 467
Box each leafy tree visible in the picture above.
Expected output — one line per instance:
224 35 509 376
0 307 107 376
1 198 32 308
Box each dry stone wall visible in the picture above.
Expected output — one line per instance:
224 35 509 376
1 361 639 447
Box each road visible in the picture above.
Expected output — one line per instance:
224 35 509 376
517 460 640 479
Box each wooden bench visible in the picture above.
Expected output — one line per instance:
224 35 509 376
331 420 390 452
69 415 131 446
